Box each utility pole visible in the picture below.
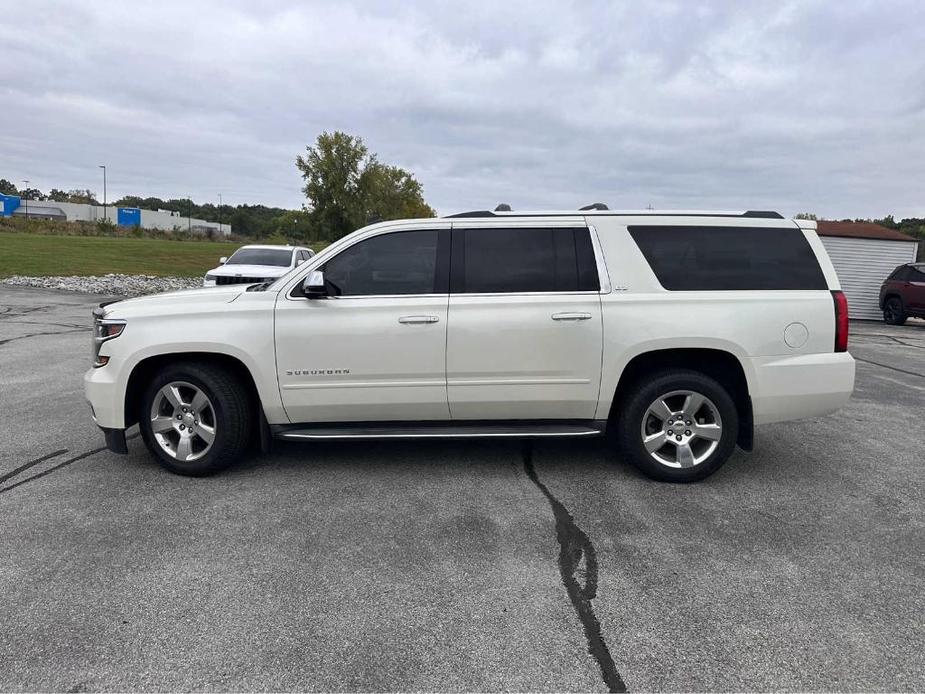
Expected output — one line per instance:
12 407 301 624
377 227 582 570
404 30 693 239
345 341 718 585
98 165 107 222
21 179 29 218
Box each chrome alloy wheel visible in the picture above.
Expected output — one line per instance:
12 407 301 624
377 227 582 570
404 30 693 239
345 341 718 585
640 390 723 469
149 381 217 462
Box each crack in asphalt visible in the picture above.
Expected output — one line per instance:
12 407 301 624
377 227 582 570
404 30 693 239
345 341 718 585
0 305 52 320
522 442 627 693
0 434 139 495
0 327 89 347
854 356 925 379
853 333 925 349
0 449 69 485
0 319 88 329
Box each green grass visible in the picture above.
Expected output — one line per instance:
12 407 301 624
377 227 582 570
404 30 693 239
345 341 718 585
0 232 241 278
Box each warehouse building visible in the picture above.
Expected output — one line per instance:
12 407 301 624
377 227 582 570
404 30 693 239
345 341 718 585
817 221 919 320
0 194 230 236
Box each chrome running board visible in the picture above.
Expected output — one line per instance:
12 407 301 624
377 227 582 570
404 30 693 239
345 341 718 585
272 420 607 441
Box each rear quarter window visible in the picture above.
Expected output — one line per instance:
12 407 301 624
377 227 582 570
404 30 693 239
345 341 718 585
628 225 828 291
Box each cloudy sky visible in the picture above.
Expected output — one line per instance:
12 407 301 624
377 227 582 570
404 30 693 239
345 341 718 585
2 0 924 218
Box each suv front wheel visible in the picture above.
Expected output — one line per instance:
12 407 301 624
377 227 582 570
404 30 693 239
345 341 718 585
140 361 253 476
883 297 907 325
616 369 739 482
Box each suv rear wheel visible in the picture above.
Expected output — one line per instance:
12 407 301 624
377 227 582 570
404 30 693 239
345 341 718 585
616 369 739 482
140 362 252 476
883 297 907 325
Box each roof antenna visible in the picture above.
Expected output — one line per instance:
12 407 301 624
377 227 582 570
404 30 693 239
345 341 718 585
579 202 609 211
494 203 512 212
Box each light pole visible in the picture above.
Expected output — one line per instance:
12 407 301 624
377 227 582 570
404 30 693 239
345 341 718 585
21 180 29 218
188 196 192 233
98 165 107 222
218 193 223 234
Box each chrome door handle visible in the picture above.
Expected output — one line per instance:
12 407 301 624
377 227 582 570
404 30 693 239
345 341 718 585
552 312 592 321
398 315 440 324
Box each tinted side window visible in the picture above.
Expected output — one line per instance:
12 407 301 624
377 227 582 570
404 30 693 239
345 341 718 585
456 227 597 293
909 266 925 281
322 230 440 296
888 266 908 281
575 229 600 291
628 225 827 291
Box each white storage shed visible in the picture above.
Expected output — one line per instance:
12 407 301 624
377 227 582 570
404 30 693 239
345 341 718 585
816 221 919 320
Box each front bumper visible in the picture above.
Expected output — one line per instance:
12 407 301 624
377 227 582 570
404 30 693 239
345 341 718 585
86 366 130 453
85 364 124 429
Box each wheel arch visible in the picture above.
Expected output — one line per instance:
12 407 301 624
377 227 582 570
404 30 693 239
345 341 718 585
607 347 754 451
881 292 903 310
124 351 261 429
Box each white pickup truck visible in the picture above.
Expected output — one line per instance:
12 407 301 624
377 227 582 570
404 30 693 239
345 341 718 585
86 207 855 482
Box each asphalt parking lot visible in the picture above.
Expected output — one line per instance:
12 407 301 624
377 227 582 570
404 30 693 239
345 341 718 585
1 285 923 692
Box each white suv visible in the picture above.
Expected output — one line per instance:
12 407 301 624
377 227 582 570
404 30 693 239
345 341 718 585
203 244 313 287
86 208 854 482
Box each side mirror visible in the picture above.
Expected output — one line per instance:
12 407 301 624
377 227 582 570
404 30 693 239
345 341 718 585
303 270 327 299
296 257 305 266
219 256 228 265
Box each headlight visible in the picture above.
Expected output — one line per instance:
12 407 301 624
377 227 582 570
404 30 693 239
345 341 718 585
205 274 217 281
92 314 126 367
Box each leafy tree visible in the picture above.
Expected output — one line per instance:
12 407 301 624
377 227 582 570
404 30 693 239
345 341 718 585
273 209 316 243
296 131 435 241
48 188 70 202
115 195 146 208
872 215 898 229
794 212 818 220
67 189 98 204
19 187 44 201
361 163 436 221
296 131 369 240
0 179 18 195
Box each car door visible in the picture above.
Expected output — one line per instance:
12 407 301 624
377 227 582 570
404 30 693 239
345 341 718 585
446 222 603 420
274 225 451 423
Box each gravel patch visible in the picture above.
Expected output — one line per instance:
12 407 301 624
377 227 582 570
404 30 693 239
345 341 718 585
1 274 202 297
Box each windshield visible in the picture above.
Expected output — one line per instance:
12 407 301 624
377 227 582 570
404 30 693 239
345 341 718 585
226 248 292 267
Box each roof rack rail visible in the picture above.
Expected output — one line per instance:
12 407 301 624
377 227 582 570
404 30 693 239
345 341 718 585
494 203 512 212
445 210 495 218
743 210 784 219
444 209 785 219
579 202 609 211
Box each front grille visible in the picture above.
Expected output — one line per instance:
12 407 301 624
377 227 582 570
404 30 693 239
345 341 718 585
215 275 267 285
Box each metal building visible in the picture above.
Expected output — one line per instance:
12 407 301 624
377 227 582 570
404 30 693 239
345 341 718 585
0 194 230 236
817 221 919 320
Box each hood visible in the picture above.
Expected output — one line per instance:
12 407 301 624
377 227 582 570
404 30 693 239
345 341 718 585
207 264 290 278
101 286 245 318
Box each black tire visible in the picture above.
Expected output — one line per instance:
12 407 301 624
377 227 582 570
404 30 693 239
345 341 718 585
615 369 739 483
883 297 907 326
139 361 253 476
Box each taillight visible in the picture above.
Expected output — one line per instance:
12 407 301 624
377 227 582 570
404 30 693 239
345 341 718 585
832 290 849 352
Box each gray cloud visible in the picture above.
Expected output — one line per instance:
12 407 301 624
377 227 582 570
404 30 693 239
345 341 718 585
1 0 923 218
